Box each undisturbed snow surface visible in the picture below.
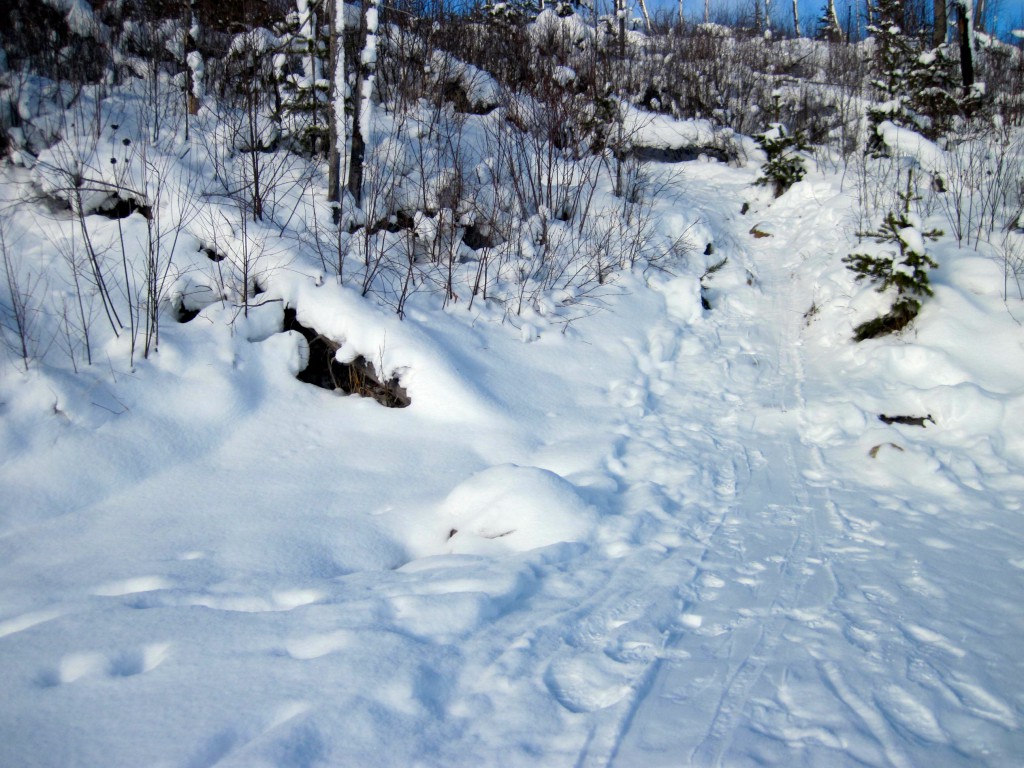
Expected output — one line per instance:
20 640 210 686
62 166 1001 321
2 156 1024 767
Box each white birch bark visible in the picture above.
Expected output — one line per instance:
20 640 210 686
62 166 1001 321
333 0 348 196
358 0 378 147
636 0 652 32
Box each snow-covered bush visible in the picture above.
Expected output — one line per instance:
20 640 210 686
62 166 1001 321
935 123 1024 248
999 230 1024 301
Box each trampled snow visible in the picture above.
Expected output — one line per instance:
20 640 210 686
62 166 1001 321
2 102 1024 768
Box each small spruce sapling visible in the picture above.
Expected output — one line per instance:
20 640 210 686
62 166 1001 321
754 124 808 198
843 172 942 341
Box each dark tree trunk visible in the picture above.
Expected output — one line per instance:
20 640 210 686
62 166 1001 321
957 1 974 90
348 123 364 207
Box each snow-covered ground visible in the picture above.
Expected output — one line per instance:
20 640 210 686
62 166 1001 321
2 136 1024 767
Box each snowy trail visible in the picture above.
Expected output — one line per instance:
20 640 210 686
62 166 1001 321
571 171 1024 766
598 201 837 765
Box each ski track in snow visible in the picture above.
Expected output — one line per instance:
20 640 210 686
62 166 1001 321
2 164 1024 767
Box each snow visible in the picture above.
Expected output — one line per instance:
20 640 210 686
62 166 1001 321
877 120 945 173
898 226 926 255
2 60 1024 768
622 105 745 155
428 52 501 110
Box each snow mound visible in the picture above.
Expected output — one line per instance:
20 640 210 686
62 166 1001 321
443 465 598 555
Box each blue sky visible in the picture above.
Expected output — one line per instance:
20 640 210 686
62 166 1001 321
644 0 1024 38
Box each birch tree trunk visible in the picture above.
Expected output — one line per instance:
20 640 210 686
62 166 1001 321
328 0 346 204
185 0 202 118
348 0 379 207
636 0 652 32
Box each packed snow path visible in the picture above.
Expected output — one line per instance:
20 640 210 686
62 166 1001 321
2 162 1023 767
594 172 1024 767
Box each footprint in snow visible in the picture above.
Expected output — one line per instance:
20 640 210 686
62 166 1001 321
544 652 637 713
713 461 737 500
874 685 948 745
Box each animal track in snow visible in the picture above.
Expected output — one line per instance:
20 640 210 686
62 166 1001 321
36 642 172 687
109 642 173 677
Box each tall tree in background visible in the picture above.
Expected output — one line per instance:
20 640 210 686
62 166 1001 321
866 0 918 150
955 0 975 90
933 0 948 46
817 0 843 41
868 0 974 147
792 0 801 36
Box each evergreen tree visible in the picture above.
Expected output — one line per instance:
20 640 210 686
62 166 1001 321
866 0 918 151
815 0 843 42
907 44 964 137
754 124 809 198
844 172 942 340
867 0 978 148
279 0 330 156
